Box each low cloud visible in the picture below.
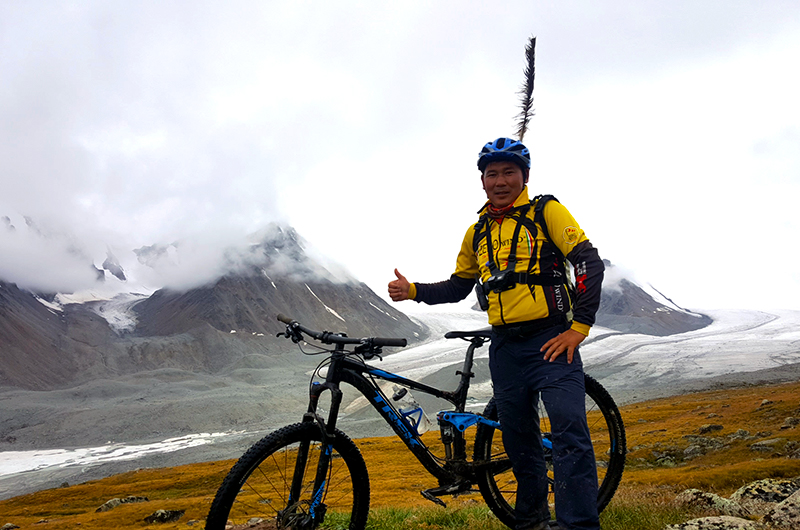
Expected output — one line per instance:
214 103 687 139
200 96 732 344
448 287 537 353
0 215 355 296
601 261 637 295
1 214 102 293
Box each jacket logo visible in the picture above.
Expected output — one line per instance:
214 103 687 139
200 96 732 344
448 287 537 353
477 237 518 259
563 226 579 245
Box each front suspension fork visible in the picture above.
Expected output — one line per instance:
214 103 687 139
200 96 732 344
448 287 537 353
288 380 343 523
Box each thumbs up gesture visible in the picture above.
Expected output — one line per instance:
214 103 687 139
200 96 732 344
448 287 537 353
388 268 411 301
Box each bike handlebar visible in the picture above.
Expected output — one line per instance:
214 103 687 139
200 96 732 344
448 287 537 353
277 314 407 348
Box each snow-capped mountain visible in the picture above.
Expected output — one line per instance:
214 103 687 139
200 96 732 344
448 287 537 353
0 224 715 393
596 261 711 336
133 225 421 340
0 223 423 391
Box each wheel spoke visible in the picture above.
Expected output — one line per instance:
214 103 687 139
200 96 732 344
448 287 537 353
206 423 370 530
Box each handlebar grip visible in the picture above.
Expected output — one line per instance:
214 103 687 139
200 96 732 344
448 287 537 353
276 314 294 324
372 337 407 348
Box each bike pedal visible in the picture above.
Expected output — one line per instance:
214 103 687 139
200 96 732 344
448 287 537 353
420 490 447 508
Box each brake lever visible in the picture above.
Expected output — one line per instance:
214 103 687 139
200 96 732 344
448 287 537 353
277 324 303 343
355 343 383 361
364 350 383 361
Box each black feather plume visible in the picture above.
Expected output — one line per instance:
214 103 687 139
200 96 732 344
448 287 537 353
515 36 536 142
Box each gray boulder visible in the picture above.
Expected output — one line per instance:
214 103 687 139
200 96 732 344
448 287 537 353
663 515 759 530
748 438 787 453
699 424 724 434
780 417 799 430
674 489 749 517
144 509 185 524
95 495 149 512
727 429 754 442
762 489 800 528
730 478 800 505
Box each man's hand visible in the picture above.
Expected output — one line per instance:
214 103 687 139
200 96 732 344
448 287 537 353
388 269 411 301
541 328 586 364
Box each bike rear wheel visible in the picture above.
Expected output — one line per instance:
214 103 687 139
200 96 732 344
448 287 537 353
206 422 370 530
474 373 626 527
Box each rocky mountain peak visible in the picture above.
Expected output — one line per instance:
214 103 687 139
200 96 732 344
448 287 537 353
597 261 711 336
101 251 126 281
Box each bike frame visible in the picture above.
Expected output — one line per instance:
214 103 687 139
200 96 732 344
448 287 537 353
303 334 498 489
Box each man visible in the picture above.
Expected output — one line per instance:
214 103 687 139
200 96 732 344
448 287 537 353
388 137 604 530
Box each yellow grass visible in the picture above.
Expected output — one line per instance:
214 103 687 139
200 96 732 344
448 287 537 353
621 381 800 495
1 380 799 529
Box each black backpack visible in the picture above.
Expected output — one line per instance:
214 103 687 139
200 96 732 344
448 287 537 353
472 194 575 308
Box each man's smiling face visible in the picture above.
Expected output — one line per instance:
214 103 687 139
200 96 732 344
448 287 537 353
481 161 526 208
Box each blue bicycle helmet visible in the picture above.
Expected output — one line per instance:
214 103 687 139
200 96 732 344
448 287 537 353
477 137 531 172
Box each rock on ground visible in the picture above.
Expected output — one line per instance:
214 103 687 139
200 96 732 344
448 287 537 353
762 489 800 528
730 478 800 505
674 489 749 517
95 495 149 512
663 515 759 530
144 509 185 524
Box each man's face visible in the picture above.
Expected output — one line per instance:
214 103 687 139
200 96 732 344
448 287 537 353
481 161 526 208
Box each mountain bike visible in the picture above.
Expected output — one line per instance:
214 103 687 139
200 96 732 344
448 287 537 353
205 314 626 530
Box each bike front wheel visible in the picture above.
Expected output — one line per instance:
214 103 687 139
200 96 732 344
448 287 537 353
206 422 370 530
473 373 626 527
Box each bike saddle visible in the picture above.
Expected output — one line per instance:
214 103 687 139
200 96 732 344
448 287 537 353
444 328 491 340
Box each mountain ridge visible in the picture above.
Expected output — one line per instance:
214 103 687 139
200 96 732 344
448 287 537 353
0 224 425 392
0 249 712 392
595 271 712 336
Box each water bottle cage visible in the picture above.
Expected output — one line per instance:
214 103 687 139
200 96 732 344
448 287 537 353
392 386 430 435
399 406 426 434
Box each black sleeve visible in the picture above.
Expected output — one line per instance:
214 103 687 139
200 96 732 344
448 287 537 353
566 241 604 327
414 274 475 305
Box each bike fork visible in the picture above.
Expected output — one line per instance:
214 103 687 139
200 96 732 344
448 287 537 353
283 436 334 527
287 380 344 525
287 437 312 511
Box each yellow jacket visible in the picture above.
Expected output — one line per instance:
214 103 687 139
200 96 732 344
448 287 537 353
411 187 603 336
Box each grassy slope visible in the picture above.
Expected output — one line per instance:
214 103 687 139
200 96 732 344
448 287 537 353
1 381 799 529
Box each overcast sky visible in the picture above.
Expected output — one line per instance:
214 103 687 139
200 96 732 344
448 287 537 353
1 1 799 310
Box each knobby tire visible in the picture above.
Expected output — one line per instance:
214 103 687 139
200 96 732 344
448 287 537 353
473 373 626 528
206 422 370 530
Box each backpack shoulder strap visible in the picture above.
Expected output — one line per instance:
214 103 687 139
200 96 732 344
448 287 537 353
472 214 489 255
471 203 534 251
532 194 575 297
471 203 533 275
531 194 560 255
